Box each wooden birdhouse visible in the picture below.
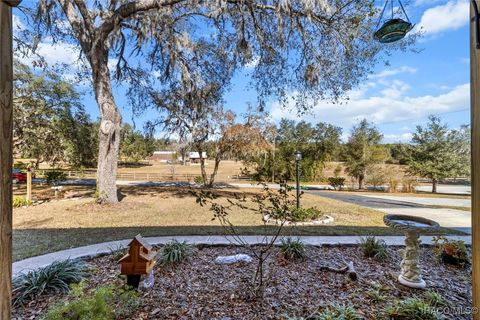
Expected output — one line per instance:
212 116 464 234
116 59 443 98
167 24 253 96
118 235 156 287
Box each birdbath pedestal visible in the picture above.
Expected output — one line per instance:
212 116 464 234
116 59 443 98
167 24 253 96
384 214 440 289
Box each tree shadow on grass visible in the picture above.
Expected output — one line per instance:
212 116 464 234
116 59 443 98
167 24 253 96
13 225 465 262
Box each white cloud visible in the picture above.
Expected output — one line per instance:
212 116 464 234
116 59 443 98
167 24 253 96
416 0 469 35
370 66 417 79
269 81 469 129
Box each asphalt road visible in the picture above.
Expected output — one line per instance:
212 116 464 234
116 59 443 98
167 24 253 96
305 190 428 209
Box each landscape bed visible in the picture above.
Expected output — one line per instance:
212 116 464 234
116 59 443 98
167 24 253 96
13 245 471 320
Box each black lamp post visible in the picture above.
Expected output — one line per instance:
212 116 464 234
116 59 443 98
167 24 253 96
294 150 302 209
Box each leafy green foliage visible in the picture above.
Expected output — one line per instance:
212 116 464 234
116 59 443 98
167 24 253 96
157 240 197 265
42 282 140 320
344 119 388 189
366 289 386 302
13 195 31 208
407 116 470 193
328 177 345 190
248 120 342 182
313 304 363 320
290 207 323 222
359 236 388 261
119 124 156 163
193 176 205 185
424 290 448 308
13 260 87 306
13 62 98 168
387 297 444 320
432 236 470 267
45 170 67 186
280 238 307 261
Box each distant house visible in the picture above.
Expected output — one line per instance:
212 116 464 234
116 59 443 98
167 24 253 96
188 152 207 164
146 151 178 162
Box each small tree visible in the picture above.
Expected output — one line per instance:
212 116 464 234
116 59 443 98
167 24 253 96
344 119 387 189
366 165 387 191
407 116 470 193
196 182 297 299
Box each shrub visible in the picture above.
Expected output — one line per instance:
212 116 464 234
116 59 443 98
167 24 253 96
432 236 470 267
13 195 31 208
424 290 448 308
290 207 323 222
387 297 444 320
328 177 345 190
13 259 87 306
108 244 127 262
333 164 343 177
42 282 140 320
280 238 306 261
313 304 363 320
366 166 387 190
157 240 197 265
366 289 386 302
359 236 388 261
193 176 204 185
45 170 67 186
401 176 418 193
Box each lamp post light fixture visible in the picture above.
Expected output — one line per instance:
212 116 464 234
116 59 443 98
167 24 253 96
294 151 302 209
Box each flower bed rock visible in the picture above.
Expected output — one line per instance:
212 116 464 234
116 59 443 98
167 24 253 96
263 214 334 225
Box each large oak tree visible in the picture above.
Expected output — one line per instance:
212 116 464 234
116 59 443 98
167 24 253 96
25 0 414 202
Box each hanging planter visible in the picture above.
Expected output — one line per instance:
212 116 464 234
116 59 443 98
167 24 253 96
374 0 413 43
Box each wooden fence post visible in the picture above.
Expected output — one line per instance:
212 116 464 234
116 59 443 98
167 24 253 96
1 1 20 318
471 1 480 318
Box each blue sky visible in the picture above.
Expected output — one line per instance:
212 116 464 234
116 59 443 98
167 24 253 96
13 0 471 143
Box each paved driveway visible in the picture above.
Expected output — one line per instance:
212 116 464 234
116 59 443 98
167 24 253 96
306 190 471 234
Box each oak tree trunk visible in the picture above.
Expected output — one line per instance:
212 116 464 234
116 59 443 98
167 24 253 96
91 50 122 203
432 178 437 193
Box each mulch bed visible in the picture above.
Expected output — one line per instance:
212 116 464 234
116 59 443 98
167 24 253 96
13 245 472 320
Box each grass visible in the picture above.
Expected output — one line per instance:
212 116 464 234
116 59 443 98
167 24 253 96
12 186 462 262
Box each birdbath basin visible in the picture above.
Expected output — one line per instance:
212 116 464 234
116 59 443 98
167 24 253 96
384 214 440 289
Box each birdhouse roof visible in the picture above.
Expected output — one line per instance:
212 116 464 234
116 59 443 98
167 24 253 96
128 234 153 251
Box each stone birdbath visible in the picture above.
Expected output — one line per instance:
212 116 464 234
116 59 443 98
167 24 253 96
384 214 440 289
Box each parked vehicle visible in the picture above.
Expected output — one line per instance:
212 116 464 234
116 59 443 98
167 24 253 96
12 169 27 184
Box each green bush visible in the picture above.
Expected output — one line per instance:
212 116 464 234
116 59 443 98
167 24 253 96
432 236 470 267
45 170 67 185
328 177 345 190
193 176 204 185
157 240 197 265
13 259 87 306
387 297 444 320
359 236 388 261
280 238 307 261
42 282 139 320
13 195 31 208
290 207 323 222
